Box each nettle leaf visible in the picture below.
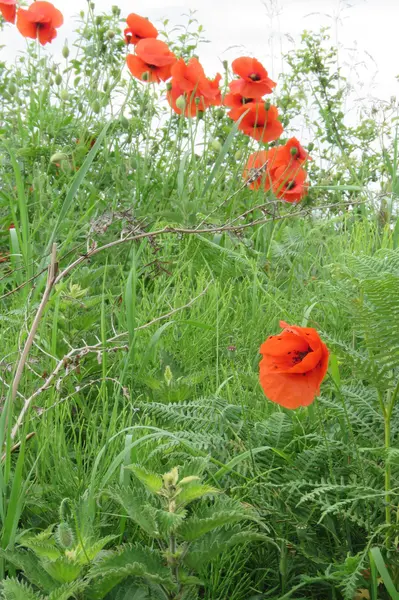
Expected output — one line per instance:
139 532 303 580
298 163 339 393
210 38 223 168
19 541 62 561
110 487 159 537
88 544 174 592
76 534 117 562
176 483 219 507
126 465 163 493
153 508 187 535
0 549 56 593
0 578 43 600
177 510 258 541
41 557 84 584
47 580 88 600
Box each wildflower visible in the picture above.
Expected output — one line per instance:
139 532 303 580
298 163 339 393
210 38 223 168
124 12 158 45
0 0 16 24
16 1 63 45
233 103 283 143
231 57 276 98
126 38 176 83
259 321 329 409
267 137 311 176
242 150 270 190
224 89 256 113
167 58 221 117
272 166 308 203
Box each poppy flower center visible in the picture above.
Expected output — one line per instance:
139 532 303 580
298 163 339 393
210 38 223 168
248 72 261 81
292 346 311 364
242 97 254 104
286 181 296 190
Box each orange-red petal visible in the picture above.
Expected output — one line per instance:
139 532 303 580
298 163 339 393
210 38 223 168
135 38 176 68
125 12 158 45
0 0 16 23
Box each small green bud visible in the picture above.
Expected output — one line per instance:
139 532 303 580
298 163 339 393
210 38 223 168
55 74 62 86
166 81 173 91
60 89 69 101
8 82 17 96
307 142 314 152
103 80 109 92
194 96 201 105
211 139 222 152
106 30 115 39
215 108 224 120
163 467 179 488
111 5 120 16
95 15 102 26
234 149 243 160
62 44 70 59
197 110 205 120
222 60 228 70
290 146 298 156
120 115 129 129
92 100 101 114
175 95 186 110
56 522 75 550
164 365 173 387
264 100 271 110
90 2 95 9
50 152 68 164
141 71 150 81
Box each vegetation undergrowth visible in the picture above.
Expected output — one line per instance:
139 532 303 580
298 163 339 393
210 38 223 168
0 2 399 599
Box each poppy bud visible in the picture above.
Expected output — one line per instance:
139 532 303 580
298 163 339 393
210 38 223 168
215 108 224 120
235 150 243 160
197 110 205 120
62 45 70 59
166 82 173 91
175 95 186 110
111 5 120 16
307 142 314 152
106 30 115 39
211 139 222 152
50 152 68 164
264 100 271 110
92 100 101 114
194 97 201 105
90 2 95 8
120 115 129 129
290 147 298 156
95 16 102 26
141 72 150 81
222 60 228 70
103 81 109 92
8 82 17 96
60 90 69 101
55 74 62 86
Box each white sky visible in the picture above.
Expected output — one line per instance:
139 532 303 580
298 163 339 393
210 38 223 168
1 0 397 101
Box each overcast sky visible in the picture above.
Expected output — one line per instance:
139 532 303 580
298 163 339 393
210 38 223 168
1 0 397 102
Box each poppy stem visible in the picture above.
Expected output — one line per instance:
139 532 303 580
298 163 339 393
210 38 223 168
384 380 399 545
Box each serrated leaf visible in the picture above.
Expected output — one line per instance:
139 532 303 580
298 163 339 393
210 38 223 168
126 466 163 493
177 510 258 541
1 578 43 600
0 549 56 593
47 580 87 600
110 487 159 536
176 482 219 507
41 557 83 584
19 540 61 561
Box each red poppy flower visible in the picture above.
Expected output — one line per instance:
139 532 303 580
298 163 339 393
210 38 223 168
167 58 221 117
16 1 63 45
0 0 16 24
272 166 308 203
224 90 256 112
259 321 329 409
242 151 270 190
124 13 158 45
267 137 310 175
233 103 283 143
126 39 176 83
231 57 276 98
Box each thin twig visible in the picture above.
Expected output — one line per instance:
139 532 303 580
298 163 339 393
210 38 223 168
11 281 211 439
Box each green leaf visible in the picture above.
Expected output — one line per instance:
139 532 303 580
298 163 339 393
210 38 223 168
41 557 83 584
0 578 43 600
0 549 56 593
47 580 88 600
176 482 219 507
177 510 258 541
369 547 399 600
126 465 163 493
110 487 159 536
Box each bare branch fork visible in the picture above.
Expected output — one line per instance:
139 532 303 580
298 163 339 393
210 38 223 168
10 282 211 440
